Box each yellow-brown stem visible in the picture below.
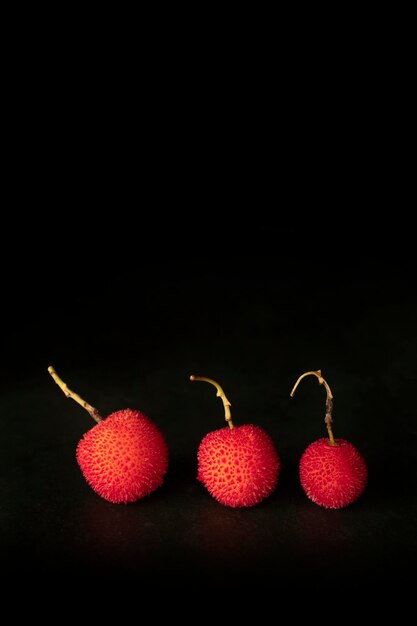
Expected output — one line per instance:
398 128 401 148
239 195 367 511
48 366 103 424
290 369 336 445
190 375 234 429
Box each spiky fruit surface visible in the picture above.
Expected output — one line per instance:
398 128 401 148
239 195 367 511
299 438 367 509
197 424 280 508
76 409 168 504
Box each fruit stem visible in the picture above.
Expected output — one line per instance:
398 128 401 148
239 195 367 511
190 375 234 429
48 366 103 424
290 369 336 445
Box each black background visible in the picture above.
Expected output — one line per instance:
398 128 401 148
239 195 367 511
2 14 415 609
1 217 416 596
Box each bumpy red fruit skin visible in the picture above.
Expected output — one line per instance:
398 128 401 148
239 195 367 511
197 424 280 508
299 438 367 509
76 409 168 504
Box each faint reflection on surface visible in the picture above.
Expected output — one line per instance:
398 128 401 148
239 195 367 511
194 504 265 555
82 498 161 547
77 489 171 579
191 491 284 577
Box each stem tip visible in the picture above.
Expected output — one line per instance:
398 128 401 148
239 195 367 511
189 374 234 429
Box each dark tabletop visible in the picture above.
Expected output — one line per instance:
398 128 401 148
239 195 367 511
2 224 416 595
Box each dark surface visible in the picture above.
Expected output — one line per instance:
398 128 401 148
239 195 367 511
2 224 416 593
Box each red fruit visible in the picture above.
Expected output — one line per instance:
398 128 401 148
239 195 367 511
77 409 168 504
48 367 168 504
198 424 280 508
191 375 280 508
299 438 367 509
291 369 368 509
